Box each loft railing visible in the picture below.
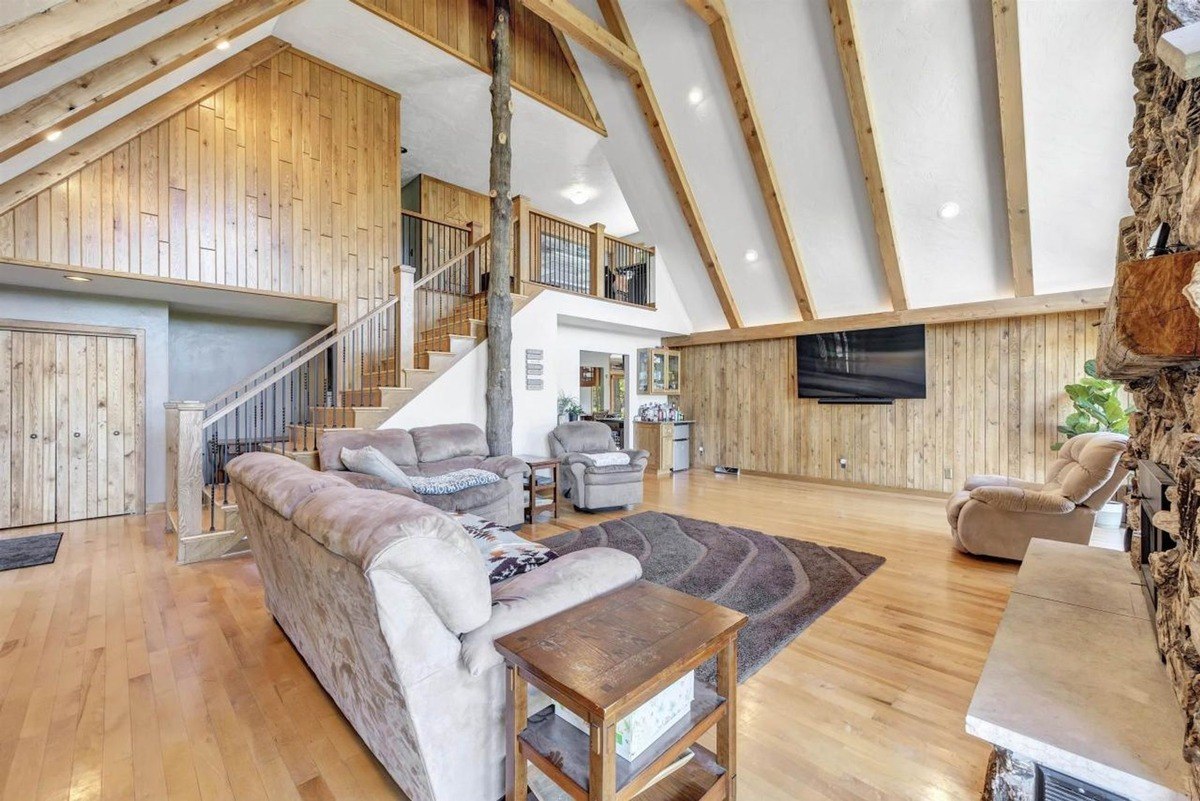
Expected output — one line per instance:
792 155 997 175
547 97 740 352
528 209 595 295
604 236 655 307
401 210 474 280
515 199 654 308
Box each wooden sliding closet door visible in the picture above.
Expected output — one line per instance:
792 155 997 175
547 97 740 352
1 324 142 528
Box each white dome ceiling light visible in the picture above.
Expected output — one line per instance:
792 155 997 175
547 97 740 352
938 202 961 220
687 86 704 106
744 249 760 263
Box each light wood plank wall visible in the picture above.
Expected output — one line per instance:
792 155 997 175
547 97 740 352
679 310 1104 494
356 0 602 132
0 48 400 318
406 173 491 234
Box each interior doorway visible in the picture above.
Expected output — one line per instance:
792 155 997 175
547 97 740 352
577 350 629 448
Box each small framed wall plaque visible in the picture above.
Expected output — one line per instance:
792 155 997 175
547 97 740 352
525 349 545 391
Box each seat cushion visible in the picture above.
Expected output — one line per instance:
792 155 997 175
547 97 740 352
417 479 512 514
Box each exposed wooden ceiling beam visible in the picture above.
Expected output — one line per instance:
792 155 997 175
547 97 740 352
0 0 300 165
0 37 288 215
594 0 742 327
663 287 1110 348
827 0 907 311
683 0 815 320
0 0 183 89
519 0 641 75
991 0 1035 297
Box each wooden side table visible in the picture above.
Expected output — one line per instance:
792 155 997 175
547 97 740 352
517 455 559 523
496 581 748 801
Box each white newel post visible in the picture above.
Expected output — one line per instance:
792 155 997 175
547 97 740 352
172 401 206 562
394 264 416 370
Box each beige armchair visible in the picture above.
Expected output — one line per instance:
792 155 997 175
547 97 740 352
946 431 1129 560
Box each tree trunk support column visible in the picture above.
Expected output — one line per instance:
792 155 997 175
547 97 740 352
486 0 515 456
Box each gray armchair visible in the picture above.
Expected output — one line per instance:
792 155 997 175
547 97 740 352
548 421 648 511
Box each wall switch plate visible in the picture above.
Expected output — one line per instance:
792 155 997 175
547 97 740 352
944 468 953 479
839 457 847 469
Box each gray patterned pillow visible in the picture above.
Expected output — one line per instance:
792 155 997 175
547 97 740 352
451 513 557 583
410 468 500 495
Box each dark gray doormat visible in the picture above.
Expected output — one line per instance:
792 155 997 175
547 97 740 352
0 532 63 571
540 511 885 684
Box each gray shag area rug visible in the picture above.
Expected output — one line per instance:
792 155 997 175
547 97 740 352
0 532 62 572
540 512 884 684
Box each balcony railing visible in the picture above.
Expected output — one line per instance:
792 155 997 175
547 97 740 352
401 210 474 280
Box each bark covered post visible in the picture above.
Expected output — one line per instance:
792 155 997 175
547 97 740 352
486 0 515 455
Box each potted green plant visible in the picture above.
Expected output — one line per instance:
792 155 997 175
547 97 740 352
558 392 583 423
1056 359 1133 528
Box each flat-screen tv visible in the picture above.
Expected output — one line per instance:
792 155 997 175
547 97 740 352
796 324 926 401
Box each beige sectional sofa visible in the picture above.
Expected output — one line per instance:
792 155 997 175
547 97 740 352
317 424 529 526
227 451 642 801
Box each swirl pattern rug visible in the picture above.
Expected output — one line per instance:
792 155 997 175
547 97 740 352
540 511 885 684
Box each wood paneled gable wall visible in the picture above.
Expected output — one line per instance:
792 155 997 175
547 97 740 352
679 310 1103 494
0 46 401 317
353 0 605 135
404 173 492 234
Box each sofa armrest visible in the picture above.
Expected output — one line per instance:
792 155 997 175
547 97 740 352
969 486 1074 515
459 548 642 676
478 454 530 480
964 474 1042 492
560 452 598 467
621 449 649 468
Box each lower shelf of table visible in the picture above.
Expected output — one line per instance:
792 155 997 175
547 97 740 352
519 680 726 800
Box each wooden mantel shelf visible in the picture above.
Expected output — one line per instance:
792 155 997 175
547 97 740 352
1097 252 1200 380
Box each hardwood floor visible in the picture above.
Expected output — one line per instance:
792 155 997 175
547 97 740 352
0 470 1017 801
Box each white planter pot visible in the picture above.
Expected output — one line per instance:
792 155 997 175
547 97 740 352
1096 500 1124 529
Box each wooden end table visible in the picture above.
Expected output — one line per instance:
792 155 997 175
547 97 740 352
517 455 559 523
495 581 748 801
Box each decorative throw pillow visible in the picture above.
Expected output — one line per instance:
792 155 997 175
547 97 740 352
451 512 558 584
409 468 500 496
339 446 414 490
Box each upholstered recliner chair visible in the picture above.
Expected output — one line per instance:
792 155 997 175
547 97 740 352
946 431 1129 560
548 421 648 511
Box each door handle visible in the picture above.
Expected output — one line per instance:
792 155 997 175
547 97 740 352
113 430 120 436
74 432 81 438
29 433 37 439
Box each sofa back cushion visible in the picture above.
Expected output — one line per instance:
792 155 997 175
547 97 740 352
1043 431 1129 505
318 428 418 472
411 423 489 463
292 485 491 634
227 451 352 518
549 420 615 456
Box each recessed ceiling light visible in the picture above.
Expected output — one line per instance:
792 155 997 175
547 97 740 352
563 184 593 206
687 87 704 106
64 274 92 282
45 130 62 142
215 39 231 51
744 249 759 263
938 202 961 220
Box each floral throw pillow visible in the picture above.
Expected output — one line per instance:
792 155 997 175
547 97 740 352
451 513 558 584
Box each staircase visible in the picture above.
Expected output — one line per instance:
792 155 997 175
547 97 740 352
165 233 530 563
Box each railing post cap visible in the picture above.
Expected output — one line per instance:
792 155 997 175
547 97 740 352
163 401 180 410
175 401 207 411
394 264 416 275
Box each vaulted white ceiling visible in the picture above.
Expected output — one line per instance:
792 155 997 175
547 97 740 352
0 0 1138 334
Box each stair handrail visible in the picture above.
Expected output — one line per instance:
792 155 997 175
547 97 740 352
204 322 337 413
201 296 398 428
413 233 492 290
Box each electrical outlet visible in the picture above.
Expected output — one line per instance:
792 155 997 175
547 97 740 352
697 445 705 455
839 457 848 469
